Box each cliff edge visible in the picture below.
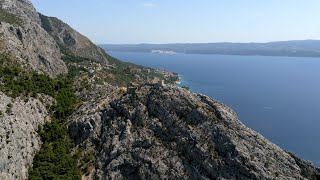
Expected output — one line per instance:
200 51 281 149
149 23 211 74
0 1 319 180
70 84 320 180
0 0 67 76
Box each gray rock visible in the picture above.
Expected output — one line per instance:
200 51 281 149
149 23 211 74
0 0 68 76
288 152 320 180
1 1 319 180
70 84 320 180
39 14 109 64
0 92 51 180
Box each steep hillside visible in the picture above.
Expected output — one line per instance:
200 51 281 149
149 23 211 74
0 1 319 180
0 53 79 180
69 84 320 180
0 0 67 76
38 13 108 64
0 1 179 179
0 92 51 180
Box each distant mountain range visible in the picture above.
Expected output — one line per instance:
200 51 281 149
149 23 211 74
101 40 320 57
2 1 320 179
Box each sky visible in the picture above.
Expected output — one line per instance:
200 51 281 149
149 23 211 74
31 0 320 44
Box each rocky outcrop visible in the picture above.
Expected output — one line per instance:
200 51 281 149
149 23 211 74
1 1 319 180
39 13 109 64
70 84 119 146
0 92 52 180
288 152 320 180
69 84 320 180
1 0 40 24
0 0 68 76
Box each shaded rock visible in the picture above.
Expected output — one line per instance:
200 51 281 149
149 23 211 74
0 92 51 180
70 84 320 180
288 152 320 180
39 13 109 64
0 0 68 76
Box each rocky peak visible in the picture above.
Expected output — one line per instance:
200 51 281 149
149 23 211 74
0 0 67 76
1 1 319 180
0 0 108 77
0 0 40 24
39 13 109 64
69 84 320 180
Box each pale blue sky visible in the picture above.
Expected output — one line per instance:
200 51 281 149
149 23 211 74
31 0 320 44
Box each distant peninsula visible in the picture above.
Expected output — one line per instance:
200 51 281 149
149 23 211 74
150 50 177 54
101 40 320 57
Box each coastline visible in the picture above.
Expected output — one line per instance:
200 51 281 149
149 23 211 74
108 51 320 166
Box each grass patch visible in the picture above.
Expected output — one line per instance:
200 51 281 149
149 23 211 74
0 9 21 25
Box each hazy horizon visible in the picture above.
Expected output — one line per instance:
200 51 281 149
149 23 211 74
32 0 320 44
100 39 320 45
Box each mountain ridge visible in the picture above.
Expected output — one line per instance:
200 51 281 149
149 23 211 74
0 0 319 179
101 40 320 57
38 13 109 64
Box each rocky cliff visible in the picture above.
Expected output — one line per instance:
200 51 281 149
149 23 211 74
0 0 107 179
69 84 320 180
0 0 67 76
38 13 109 64
0 1 319 180
0 92 52 180
0 0 108 76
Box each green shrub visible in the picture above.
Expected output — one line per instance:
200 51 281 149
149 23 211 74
6 103 12 114
0 54 81 179
0 9 21 25
38 13 52 32
29 122 81 180
27 79 80 179
181 86 190 90
62 54 89 64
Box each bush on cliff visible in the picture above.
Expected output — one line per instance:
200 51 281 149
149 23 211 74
0 54 81 179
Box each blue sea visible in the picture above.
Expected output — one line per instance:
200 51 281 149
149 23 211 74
109 51 320 166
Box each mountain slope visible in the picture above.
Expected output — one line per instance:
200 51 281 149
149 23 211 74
0 92 51 180
0 1 319 180
38 13 109 64
0 1 178 179
70 84 320 180
0 0 67 76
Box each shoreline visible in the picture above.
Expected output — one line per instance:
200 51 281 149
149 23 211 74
109 52 320 166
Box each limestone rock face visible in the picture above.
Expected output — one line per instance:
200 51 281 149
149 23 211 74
1 0 40 24
0 0 68 76
69 84 320 180
39 14 109 64
1 1 319 180
0 92 51 180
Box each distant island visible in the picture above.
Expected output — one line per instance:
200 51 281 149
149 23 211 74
101 40 320 57
150 50 177 54
2 1 320 179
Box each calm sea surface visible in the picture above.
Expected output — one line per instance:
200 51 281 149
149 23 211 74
109 51 320 165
